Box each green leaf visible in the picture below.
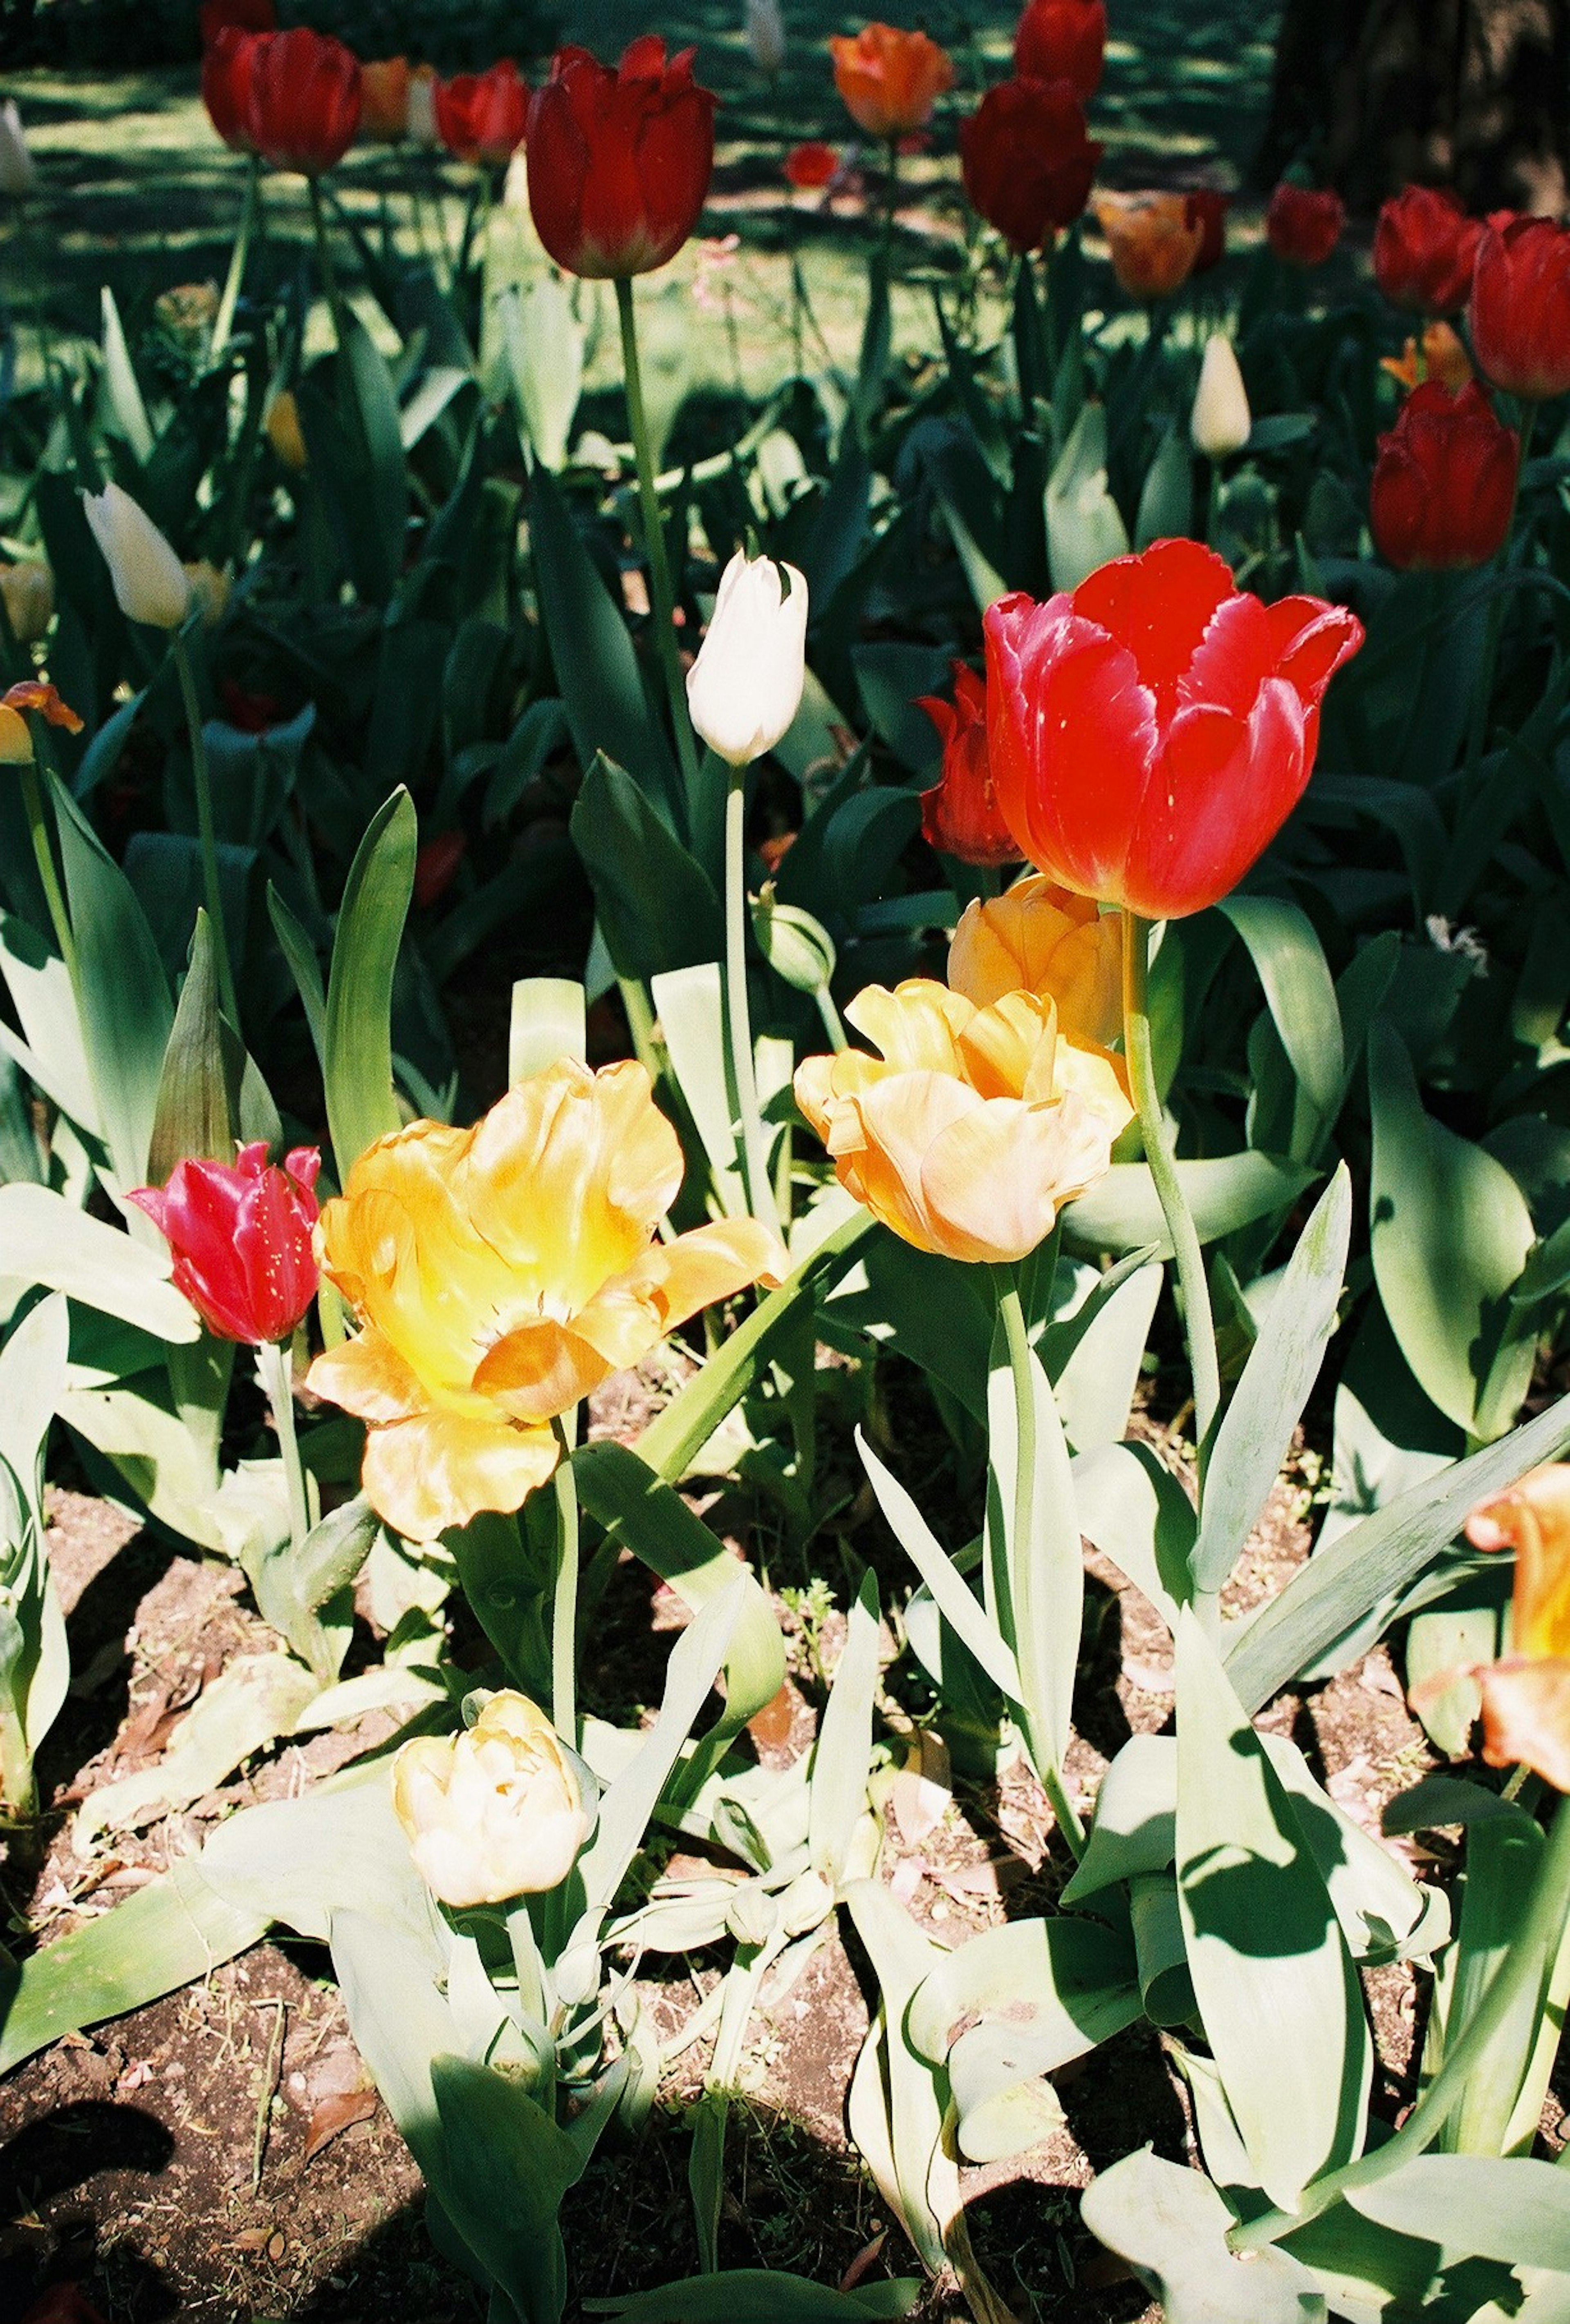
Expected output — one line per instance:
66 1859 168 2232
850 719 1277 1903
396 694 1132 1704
502 278 584 471
649 964 745 1212
75 1652 319 1847
1081 2150 1327 2324
266 884 327 1067
807 1568 880 1883
324 787 416 1179
1135 421 1195 550
509 977 586 1086
907 1913 1139 2077
1046 401 1129 593
571 755 722 983
841 1880 958 2281
1072 1438 1195 1635
342 314 410 603
431 2053 584 2324
1218 895 1345 1122
986 1313 1080 1780
1066 1153 1316 1258
1048 1257 1162 1452
0 1185 197 1340
586 2275 922 2320
145 912 238 1183
1349 2156 1570 2272
857 1428 1020 1700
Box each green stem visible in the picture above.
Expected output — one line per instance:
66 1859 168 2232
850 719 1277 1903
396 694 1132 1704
307 175 350 352
17 757 76 985
724 761 780 1232
615 275 702 805
994 1275 1086 1858
1233 1787 1570 2252
172 630 241 1027
258 1336 311 1555
212 153 260 360
814 982 848 1052
1121 908 1219 1457
551 1411 580 1741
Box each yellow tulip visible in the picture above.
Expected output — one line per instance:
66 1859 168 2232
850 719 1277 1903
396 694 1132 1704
392 1690 592 1907
794 979 1130 1265
0 560 54 646
307 1057 785 1542
265 390 309 471
947 874 1122 1049
0 680 82 764
1456 1465 1570 1789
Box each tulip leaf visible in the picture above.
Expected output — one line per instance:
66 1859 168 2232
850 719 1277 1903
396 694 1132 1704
585 2276 923 2320
1348 2157 1570 2274
145 911 237 1185
1065 1152 1316 1258
806 1567 880 1883
430 2054 584 2324
985 1311 1081 1783
906 1913 1139 2079
0 1184 197 1341
570 754 722 984
857 1427 1021 1700
266 883 327 1068
1045 401 1129 595
1420 1806 1549 2158
0 910 100 1136
649 964 746 1213
74 1652 320 1848
1135 421 1195 549
324 785 416 1180
1049 1255 1163 1452
1072 1437 1196 1635
508 976 586 1087
340 314 410 605
841 1880 959 2281
1081 2149 1328 2324
1218 894 1345 1123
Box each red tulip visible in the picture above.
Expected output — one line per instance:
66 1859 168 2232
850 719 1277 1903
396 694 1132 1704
984 539 1364 921
130 1143 321 1345
1266 182 1344 267
202 26 260 153
242 29 362 175
525 37 716 279
434 61 529 166
199 0 273 41
917 664 1017 865
785 139 839 188
1373 185 1483 316
1470 213 1570 400
414 829 467 907
1370 379 1518 571
959 76 1100 254
1184 188 1227 274
1012 0 1105 101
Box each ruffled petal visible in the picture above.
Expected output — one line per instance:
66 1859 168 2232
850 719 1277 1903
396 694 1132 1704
471 1318 614 1421
1478 1658 1570 1791
361 1408 560 1542
306 1324 430 1423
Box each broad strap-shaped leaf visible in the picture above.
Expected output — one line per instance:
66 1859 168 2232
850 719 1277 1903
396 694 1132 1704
985 1313 1081 1783
324 786 416 1180
1218 895 1345 1122
807 1567 880 1884
1081 2149 1327 2324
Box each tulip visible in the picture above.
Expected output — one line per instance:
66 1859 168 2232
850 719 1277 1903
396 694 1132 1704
392 1691 593 1907
526 38 716 279
1469 214 1570 401
1092 190 1204 298
1373 184 1483 316
1012 0 1105 100
0 681 82 764
1369 379 1518 572
184 560 232 628
960 78 1100 255
264 389 308 471
242 29 362 175
359 58 412 143
829 23 954 140
82 484 193 630
794 979 1130 1264
686 549 808 767
984 538 1364 922
1190 334 1252 459
307 1059 785 1542
202 26 260 153
917 664 1016 864
434 61 529 166
0 562 54 647
199 0 274 39
0 100 37 199
745 0 787 77
1184 187 1227 273
129 1143 321 1345
1381 319 1473 394
786 140 839 190
948 874 1121 1048
1456 1466 1570 1791
407 65 441 147
1266 182 1344 267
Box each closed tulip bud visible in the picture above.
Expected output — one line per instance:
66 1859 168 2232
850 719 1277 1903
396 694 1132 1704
1190 334 1252 459
527 38 716 279
1370 379 1518 571
1012 0 1105 100
1373 184 1483 316
960 78 1100 255
129 1142 321 1344
1093 190 1204 299
359 58 412 143
183 560 231 628
81 483 192 630
264 389 308 471
0 561 54 646
745 0 787 76
434 61 529 166
948 873 1122 1048
0 101 37 199
1469 214 1570 401
917 663 1017 864
830 22 954 139
686 549 808 767
1266 182 1345 267
392 1691 594 1907
242 27 362 176
1184 187 1227 273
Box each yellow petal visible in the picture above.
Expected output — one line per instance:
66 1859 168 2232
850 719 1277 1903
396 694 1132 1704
582 1217 789 1364
471 1317 615 1422
914 1093 1090 1263
1478 1657 1570 1792
1052 1040 1135 1143
948 876 1123 1049
845 979 973 1074
360 1408 560 1542
306 1323 428 1422
1467 1463 1570 1661
956 988 1058 1101
842 1070 986 1256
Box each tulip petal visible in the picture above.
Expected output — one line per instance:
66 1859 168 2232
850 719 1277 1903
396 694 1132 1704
915 1089 1112 1264
361 1407 560 1542
1128 677 1306 921
471 1318 614 1421
846 980 972 1075
1478 1658 1570 1791
306 1324 431 1423
1074 537 1232 706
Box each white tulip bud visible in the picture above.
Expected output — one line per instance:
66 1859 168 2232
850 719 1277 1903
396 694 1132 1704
686 548 808 769
0 102 36 200
391 1691 593 1909
81 483 193 631
745 0 787 77
0 562 54 646
1190 334 1252 461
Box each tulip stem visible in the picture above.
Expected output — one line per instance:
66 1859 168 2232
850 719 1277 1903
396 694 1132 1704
212 152 260 361
551 1413 579 1742
614 276 702 808
1121 910 1220 1459
17 757 76 986
172 630 241 1029
307 175 350 354
258 1336 311 1559
725 761 781 1233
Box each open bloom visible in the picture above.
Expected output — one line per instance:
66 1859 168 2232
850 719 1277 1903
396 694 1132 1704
1452 1466 1570 1790
1381 319 1473 393
795 981 1130 1264
948 875 1121 1048
0 562 54 646
129 1144 321 1345
359 58 412 143
1373 185 1483 316
960 78 1099 255
1370 379 1518 571
242 29 362 175
1093 190 1204 298
0 99 37 197
435 61 529 165
829 24 954 140
1266 182 1344 266
1012 0 1105 99
917 663 1016 865
686 549 808 766
393 1691 593 1907
1185 188 1227 273
1470 214 1570 400
526 38 715 278
0 681 82 765
984 538 1364 921
202 28 260 152
82 483 192 630
307 1060 784 1542
1191 334 1251 458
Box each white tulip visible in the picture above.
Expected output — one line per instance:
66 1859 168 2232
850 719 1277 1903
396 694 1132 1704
686 549 808 769
1190 334 1252 461
392 1691 592 1909
745 0 786 77
81 482 192 630
0 102 36 200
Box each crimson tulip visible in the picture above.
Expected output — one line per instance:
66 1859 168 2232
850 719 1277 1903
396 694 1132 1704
202 26 259 153
1184 187 1227 273
130 1143 321 1345
984 538 1364 921
1266 182 1344 267
1012 0 1105 101
1373 184 1483 315
1370 379 1518 571
917 663 1017 865
435 60 529 166
525 37 715 279
1470 213 1570 400
242 28 362 175
960 77 1100 254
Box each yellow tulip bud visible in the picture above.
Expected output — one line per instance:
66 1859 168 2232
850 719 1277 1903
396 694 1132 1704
183 559 231 628
81 482 191 630
685 548 809 769
265 390 309 471
391 1691 593 1907
948 874 1122 1049
0 560 54 646
1190 334 1252 461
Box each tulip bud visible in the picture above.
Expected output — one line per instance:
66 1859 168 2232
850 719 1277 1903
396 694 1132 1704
0 561 54 646
751 895 836 994
183 560 231 628
1190 334 1251 460
685 549 808 768
0 101 36 200
81 483 192 630
391 1690 594 1908
744 0 786 76
264 390 308 471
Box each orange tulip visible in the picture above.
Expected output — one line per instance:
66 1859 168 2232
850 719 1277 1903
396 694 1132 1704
1380 319 1474 394
359 56 411 141
947 875 1122 1049
829 23 953 140
1092 190 1204 299
1453 1466 1570 1789
0 680 82 763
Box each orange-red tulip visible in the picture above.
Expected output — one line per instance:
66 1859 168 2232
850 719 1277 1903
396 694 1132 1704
829 23 954 140
1092 190 1204 298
